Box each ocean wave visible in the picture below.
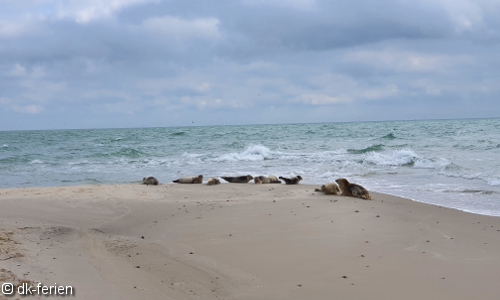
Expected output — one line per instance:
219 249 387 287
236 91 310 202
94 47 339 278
83 178 102 184
67 160 90 166
212 144 281 162
30 159 44 164
0 156 30 164
439 171 500 187
110 148 145 158
171 131 186 136
443 189 498 195
487 178 500 186
347 144 384 154
180 153 205 164
414 158 451 169
363 149 417 166
485 143 500 150
379 133 397 140
1 144 8 148
142 158 170 166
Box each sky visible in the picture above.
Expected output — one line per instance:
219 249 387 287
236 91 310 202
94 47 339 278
1 0 499 130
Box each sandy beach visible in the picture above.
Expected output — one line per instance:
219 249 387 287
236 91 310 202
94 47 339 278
1 183 500 300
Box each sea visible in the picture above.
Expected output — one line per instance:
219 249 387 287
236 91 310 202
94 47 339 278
1 118 499 216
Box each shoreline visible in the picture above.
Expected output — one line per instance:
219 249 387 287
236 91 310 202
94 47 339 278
1 184 500 299
2 182 499 218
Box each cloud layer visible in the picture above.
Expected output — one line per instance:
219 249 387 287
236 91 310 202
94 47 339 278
1 0 499 130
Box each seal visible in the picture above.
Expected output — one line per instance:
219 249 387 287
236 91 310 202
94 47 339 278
173 175 203 184
142 176 159 186
279 176 303 185
335 178 372 200
314 182 341 195
254 175 281 184
207 177 221 185
221 175 254 183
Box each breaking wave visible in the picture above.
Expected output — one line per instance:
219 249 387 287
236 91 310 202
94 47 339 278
213 145 276 162
363 149 418 166
347 144 384 154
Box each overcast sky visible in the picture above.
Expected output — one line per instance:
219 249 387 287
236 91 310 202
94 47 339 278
1 0 499 130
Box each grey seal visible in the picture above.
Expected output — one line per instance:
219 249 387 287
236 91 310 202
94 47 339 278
207 177 221 185
279 176 303 185
221 175 253 183
173 175 203 184
254 175 281 184
314 182 341 195
142 176 159 186
336 178 372 200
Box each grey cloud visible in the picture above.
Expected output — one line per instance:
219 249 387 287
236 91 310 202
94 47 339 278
1 0 500 130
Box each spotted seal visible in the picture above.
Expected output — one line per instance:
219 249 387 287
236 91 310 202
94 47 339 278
207 177 221 185
142 176 159 186
314 182 341 195
335 178 372 200
254 175 281 184
279 176 303 185
173 175 203 184
221 175 253 183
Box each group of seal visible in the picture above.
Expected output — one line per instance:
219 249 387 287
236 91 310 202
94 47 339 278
315 178 371 200
142 174 371 200
165 174 303 185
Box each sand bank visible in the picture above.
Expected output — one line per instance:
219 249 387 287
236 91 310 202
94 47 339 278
1 183 500 300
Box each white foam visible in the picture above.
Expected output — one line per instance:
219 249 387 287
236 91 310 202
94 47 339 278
67 160 90 166
30 159 44 164
363 149 418 166
414 158 450 169
213 145 275 162
181 153 204 159
487 178 500 187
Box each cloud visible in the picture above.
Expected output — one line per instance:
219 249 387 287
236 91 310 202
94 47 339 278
141 16 222 45
299 93 351 105
55 0 160 23
241 0 317 10
17 80 66 103
360 85 399 100
9 64 27 76
135 74 213 98
11 104 44 114
82 89 134 101
344 50 475 73
181 96 225 110
0 97 12 105
8 64 47 79
436 0 484 33
0 19 45 37
1 0 500 130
